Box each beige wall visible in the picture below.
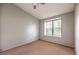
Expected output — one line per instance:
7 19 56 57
39 12 74 48
75 4 79 55
0 4 39 51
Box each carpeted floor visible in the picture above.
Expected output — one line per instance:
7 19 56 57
0 40 75 55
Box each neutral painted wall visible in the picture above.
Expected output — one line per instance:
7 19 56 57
0 4 39 51
75 4 79 55
39 12 74 48
0 4 1 50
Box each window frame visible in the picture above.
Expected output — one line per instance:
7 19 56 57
44 17 61 37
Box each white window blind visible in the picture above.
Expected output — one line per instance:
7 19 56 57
44 17 61 37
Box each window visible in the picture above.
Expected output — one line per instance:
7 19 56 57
44 17 61 37
44 21 52 36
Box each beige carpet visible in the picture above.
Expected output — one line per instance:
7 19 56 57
0 40 75 55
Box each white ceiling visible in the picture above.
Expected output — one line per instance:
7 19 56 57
15 3 75 19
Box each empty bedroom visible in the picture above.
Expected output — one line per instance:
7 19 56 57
0 3 79 55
